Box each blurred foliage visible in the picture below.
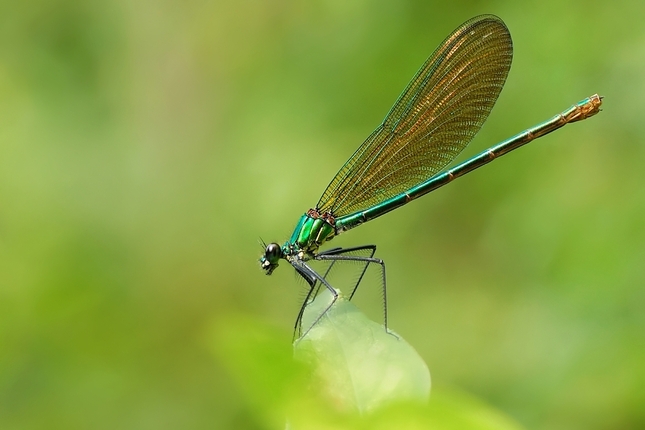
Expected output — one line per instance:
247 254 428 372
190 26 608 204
294 289 431 414
0 0 644 429
213 312 523 430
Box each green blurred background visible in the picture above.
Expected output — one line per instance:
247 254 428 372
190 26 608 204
1 0 644 428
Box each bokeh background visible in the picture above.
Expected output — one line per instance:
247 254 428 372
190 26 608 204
1 0 644 428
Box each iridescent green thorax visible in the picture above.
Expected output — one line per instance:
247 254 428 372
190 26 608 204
285 208 336 256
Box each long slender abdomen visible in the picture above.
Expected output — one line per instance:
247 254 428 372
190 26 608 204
335 94 602 233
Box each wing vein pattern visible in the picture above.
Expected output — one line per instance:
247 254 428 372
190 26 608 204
316 15 513 218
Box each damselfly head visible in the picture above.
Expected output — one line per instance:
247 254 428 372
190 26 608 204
259 242 283 275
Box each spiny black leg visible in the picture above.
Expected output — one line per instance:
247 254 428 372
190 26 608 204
290 259 339 341
314 248 389 333
318 245 377 301
293 282 316 340
307 255 338 306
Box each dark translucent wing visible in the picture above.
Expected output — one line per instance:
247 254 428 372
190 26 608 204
317 15 513 217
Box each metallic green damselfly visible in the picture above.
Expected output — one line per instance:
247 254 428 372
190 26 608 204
259 15 602 337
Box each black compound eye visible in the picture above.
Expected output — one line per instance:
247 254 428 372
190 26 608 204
265 243 282 263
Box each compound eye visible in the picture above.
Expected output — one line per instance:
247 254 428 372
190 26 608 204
265 243 282 263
